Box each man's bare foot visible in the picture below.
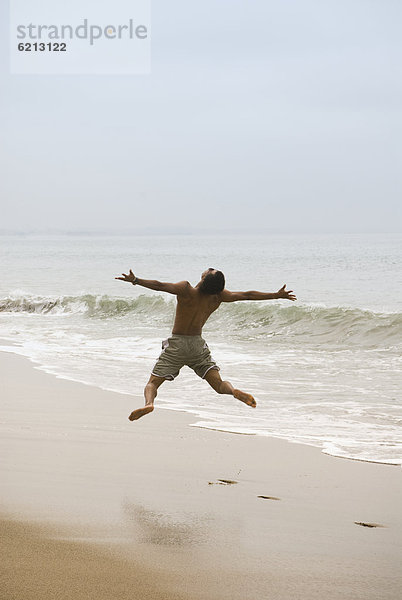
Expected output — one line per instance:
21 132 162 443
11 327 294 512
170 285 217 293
233 389 257 408
128 406 154 421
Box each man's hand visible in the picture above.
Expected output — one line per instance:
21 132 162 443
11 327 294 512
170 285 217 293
115 269 137 284
277 284 296 301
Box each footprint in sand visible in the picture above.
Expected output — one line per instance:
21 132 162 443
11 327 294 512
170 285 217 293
257 495 281 501
208 479 238 486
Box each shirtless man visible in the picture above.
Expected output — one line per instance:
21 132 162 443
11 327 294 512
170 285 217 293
115 268 296 421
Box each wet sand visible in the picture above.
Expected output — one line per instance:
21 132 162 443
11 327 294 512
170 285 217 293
1 351 401 600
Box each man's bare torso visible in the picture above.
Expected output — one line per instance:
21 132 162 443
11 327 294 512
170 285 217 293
172 284 221 335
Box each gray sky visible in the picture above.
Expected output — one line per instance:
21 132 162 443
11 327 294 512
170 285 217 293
1 0 401 233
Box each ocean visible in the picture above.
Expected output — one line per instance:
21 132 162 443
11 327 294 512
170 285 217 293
0 233 401 465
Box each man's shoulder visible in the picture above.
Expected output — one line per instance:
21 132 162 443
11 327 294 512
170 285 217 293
176 280 193 295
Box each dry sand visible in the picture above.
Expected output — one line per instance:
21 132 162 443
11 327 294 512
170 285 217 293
1 351 401 599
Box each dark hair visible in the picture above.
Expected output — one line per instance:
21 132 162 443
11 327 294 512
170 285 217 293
199 270 225 295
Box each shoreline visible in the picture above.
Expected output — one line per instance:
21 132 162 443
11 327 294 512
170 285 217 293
0 343 399 467
1 350 402 599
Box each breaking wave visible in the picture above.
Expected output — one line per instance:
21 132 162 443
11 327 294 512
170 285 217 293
0 293 173 318
1 293 401 348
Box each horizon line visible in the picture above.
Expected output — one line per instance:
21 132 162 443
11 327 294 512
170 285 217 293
0 228 401 236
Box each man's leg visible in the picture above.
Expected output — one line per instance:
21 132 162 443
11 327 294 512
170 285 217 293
204 369 256 408
128 374 166 421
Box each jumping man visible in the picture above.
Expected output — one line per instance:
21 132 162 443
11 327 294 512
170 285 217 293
115 268 296 421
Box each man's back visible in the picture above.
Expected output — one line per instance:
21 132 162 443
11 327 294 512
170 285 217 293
172 283 221 335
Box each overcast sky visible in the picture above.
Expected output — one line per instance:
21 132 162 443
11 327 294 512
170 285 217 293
1 0 401 233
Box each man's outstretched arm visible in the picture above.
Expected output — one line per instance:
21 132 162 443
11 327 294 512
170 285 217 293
115 269 190 296
220 284 296 302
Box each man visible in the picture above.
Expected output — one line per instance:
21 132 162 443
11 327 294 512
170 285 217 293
115 268 296 421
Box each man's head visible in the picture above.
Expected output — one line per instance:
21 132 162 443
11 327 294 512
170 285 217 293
199 268 225 295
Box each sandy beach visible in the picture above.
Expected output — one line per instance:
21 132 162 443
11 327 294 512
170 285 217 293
1 349 401 600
